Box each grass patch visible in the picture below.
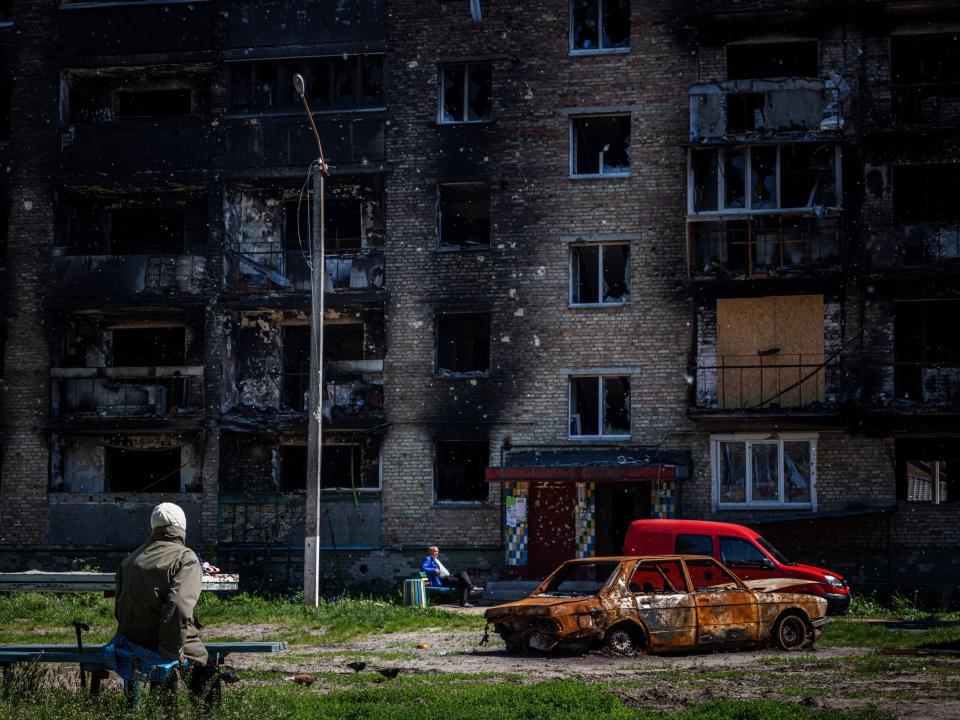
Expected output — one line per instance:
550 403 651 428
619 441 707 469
820 618 960 649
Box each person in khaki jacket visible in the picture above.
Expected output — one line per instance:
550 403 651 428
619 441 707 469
115 502 219 708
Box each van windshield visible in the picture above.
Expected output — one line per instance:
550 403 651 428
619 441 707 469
756 536 794 566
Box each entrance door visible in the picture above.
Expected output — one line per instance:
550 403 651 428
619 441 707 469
526 482 576 578
595 483 651 556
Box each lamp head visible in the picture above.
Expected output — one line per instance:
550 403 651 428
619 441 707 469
293 73 306 98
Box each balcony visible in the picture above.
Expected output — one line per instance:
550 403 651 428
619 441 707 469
51 366 203 418
690 78 847 142
224 248 384 296
280 361 384 425
59 1 214 61
688 214 842 281
866 222 960 272
52 255 207 299
225 0 385 51
60 120 210 176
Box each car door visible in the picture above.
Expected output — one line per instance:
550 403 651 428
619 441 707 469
719 535 774 583
683 557 760 646
629 559 697 650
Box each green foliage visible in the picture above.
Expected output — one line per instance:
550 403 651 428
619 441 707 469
820 617 960 649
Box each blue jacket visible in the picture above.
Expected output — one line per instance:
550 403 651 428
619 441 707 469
421 556 445 588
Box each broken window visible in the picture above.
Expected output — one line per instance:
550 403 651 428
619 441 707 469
112 327 185 366
436 312 490 375
228 55 385 114
110 208 186 255
438 183 490 249
726 93 765 134
570 0 629 53
325 323 364 362
686 558 741 592
893 165 960 224
0 0 11 24
891 34 960 124
435 439 489 502
322 444 368 490
569 375 630 437
713 436 814 508
0 201 6 267
106 446 182 493
690 144 840 213
572 115 630 176
569 242 629 305
116 89 192 118
726 41 819 81
894 301 960 404
282 325 311 411
439 63 492 123
0 80 10 140
896 440 959 504
280 445 307 492
284 196 364 255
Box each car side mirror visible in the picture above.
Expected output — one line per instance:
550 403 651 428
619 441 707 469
762 558 775 570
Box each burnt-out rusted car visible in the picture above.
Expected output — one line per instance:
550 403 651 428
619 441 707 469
485 556 829 655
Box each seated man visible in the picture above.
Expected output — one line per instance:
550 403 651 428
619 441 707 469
114 502 220 709
421 545 481 607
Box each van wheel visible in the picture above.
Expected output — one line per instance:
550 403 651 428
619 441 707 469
603 625 642 656
773 614 808 651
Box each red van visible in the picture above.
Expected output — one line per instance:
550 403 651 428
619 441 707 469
622 519 851 615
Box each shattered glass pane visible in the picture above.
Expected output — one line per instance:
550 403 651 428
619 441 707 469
751 146 777 209
723 149 746 208
572 0 599 51
573 115 630 175
570 377 599 436
783 441 811 503
571 245 599 303
781 144 838 208
751 442 779 502
752 215 780 273
719 442 746 503
723 220 750 274
602 0 630 49
692 149 719 212
690 221 722 275
601 244 629 303
603 376 630 435
438 183 490 248
467 64 492 122
441 64 465 123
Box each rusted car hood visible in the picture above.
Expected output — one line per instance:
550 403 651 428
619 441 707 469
743 577 816 593
484 596 590 617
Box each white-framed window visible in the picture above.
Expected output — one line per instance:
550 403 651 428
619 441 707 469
689 144 842 215
711 434 816 509
570 0 630 54
438 62 492 124
569 241 630 306
570 114 631 178
569 375 631 438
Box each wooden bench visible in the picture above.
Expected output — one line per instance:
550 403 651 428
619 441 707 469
0 572 239 593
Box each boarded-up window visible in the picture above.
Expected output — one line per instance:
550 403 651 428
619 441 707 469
715 295 824 409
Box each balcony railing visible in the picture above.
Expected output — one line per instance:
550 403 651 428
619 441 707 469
688 215 841 280
52 254 208 298
694 353 839 411
51 367 203 418
224 248 385 294
280 369 384 418
866 222 960 270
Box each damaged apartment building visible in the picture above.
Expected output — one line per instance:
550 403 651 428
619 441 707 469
0 0 959 601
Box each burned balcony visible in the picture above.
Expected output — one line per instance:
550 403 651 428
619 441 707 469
224 248 385 296
225 0 385 50
50 366 203 418
60 120 210 176
280 365 385 423
690 78 848 142
53 255 207 300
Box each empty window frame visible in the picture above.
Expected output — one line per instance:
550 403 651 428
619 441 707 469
891 34 960 124
689 145 841 214
439 63 492 123
106 446 182 493
570 0 629 53
436 312 491 376
0 80 10 140
712 435 815 509
110 207 186 255
228 55 384 114
571 115 630 177
896 439 959 504
435 439 489 502
569 242 629 305
892 164 960 224
281 325 311 411
569 375 630 438
111 327 186 366
116 89 193 118
437 182 490 249
322 444 370 491
893 301 960 403
726 41 819 81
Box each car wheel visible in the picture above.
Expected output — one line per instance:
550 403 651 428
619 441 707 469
773 614 808 651
603 625 641 656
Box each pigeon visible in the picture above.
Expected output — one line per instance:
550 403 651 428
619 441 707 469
219 667 240 684
285 674 316 686
377 668 401 679
346 661 367 673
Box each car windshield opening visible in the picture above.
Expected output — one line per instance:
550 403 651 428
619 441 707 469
536 561 620 596
756 536 794 566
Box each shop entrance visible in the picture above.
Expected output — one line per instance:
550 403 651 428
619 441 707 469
595 483 651 556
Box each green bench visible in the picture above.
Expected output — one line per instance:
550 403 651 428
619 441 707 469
418 571 455 602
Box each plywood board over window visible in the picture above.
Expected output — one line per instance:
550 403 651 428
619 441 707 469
715 295 824 409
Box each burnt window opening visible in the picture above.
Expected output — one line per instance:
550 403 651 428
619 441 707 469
891 34 960 124
435 439 489 502
726 41 819 80
0 202 7 267
894 301 960 403
893 165 960 224
0 80 10 140
439 63 492 123
726 92 765 135
436 312 490 376
116 89 192 118
280 445 307 492
284 197 364 255
322 444 369 490
438 183 490 249
228 55 384 114
0 322 5 381
570 243 629 305
282 325 311 411
110 207 186 255
571 0 629 53
896 439 960 504
0 0 11 23
569 375 630 437
111 327 186 367
571 115 630 177
325 324 364 363
106 446 182 493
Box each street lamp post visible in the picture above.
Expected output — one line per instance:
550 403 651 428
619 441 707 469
293 74 328 606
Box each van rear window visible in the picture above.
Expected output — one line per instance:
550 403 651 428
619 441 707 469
676 534 712 555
